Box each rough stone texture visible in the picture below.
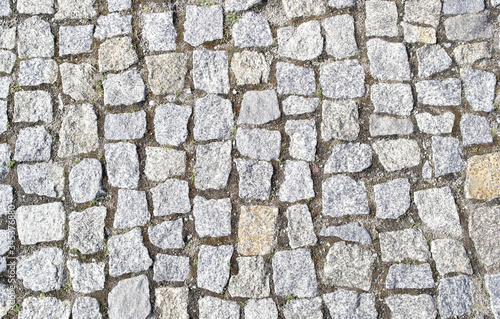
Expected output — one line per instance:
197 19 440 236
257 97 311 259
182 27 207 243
0 76 10 99
236 128 280 161
416 79 462 106
238 206 278 256
276 62 316 96
155 103 191 146
68 207 106 254
329 0 355 7
69 159 102 203
319 60 365 99
0 26 15 50
108 228 153 277
18 58 58 86
67 260 105 294
148 219 184 249
235 159 273 200
324 289 377 319
401 22 436 44
60 63 96 101
151 179 191 216
17 0 54 14
17 162 64 197
231 51 269 85
16 202 65 245
444 0 484 14
460 114 492 146
323 175 369 217
155 287 189 319
197 245 233 293
228 256 269 298
59 104 98 158
153 254 190 282
18 16 54 58
225 0 261 12
199 297 240 319
55 0 97 20
59 25 93 56
286 204 317 249
0 50 14 74
0 230 9 255
371 83 414 116
283 297 323 319
320 222 372 245
238 90 280 125
325 143 372 173
108 275 151 319
104 111 146 140
365 0 398 37
0 185 12 216
95 13 132 39
431 136 464 177
285 119 316 162
195 141 232 190
321 99 360 141
193 196 232 238
438 275 472 319
0 144 9 180
184 5 223 47
281 0 326 18
14 126 51 162
485 274 500 319
18 297 70 319
272 248 318 297
13 90 52 123
0 0 8 16
453 42 491 66
244 299 278 319
373 139 420 172
386 294 437 319
278 21 323 61
369 115 414 136
279 160 315 202
193 50 229 94
145 53 188 95
374 178 411 219
232 12 273 48
461 68 496 112
72 297 101 319
444 13 492 42
17 247 65 292
104 142 139 189
144 147 185 181
113 189 150 229
98 37 137 72
431 239 472 275
323 15 357 59
416 112 455 135
0 101 5 134
417 45 452 78
367 39 410 81
469 206 500 267
465 153 500 201
379 229 430 262
194 94 233 141
385 263 435 289
103 68 145 106
283 96 319 115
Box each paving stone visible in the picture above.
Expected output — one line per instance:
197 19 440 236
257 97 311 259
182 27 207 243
453 42 491 66
234 159 273 200
417 45 452 78
431 136 464 177
379 228 430 262
95 13 132 39
323 175 369 217
199 296 239 319
0 50 14 74
431 239 472 275
108 0 130 11
324 241 375 291
67 260 105 294
155 286 189 319
282 0 326 18
325 143 372 173
14 126 51 162
19 297 70 319
365 0 398 37
146 53 188 95
68 207 106 254
460 114 492 146
148 219 184 249
193 50 229 94
422 161 432 179
104 111 146 140
0 258 5 273
469 205 500 267
0 0 10 16
279 160 314 202
103 68 145 106
228 256 269 298
55 0 97 20
69 159 102 203
60 63 96 101
18 162 64 197
244 298 278 319
108 275 151 319
370 115 414 136
193 196 231 238
154 103 191 146
461 68 496 112
0 284 11 317
321 99 360 141
238 206 278 256
144 147 185 181
194 95 233 141
319 60 365 99
373 139 421 172
195 141 232 190
151 179 191 216
198 245 233 293
386 263 434 289
485 274 500 319
323 289 377 319
72 297 101 319
320 222 372 245
18 16 54 58
416 112 455 134
0 144 9 180
0 76 10 99
416 79 462 106
401 22 436 44
153 254 190 282
367 39 411 81
282 96 319 115
374 178 410 219
272 248 317 297
0 230 9 255
17 247 65 292
98 37 137 72
225 0 261 11
0 185 12 216
231 51 270 85
184 5 223 46
232 12 272 48
404 0 441 27
16 202 65 245
286 204 317 249
285 119 316 162
114 189 149 229
283 297 322 319
13 90 52 123
104 142 139 189
59 104 98 158
0 26 15 50
18 58 58 86
323 15 357 59
465 153 500 201
0 101 5 134
276 62 316 96
438 275 472 319
329 0 355 7
108 228 153 277
385 294 437 319
59 25 93 56
234 128 278 160
444 13 492 41
239 90 280 125
278 20 323 61
371 83 413 116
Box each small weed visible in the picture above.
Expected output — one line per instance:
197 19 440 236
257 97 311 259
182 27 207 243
307 198 313 202
190 169 196 181
315 56 323 63
323 258 327 263
98 155 103 160
240 301 246 306
316 87 322 96
278 158 283 165
9 84 21 95
70 248 79 254
146 221 152 227
7 160 15 169
492 129 498 135
62 171 66 177
14 305 22 313
175 91 180 98
472 147 479 153
494 102 499 110
131 109 136 113
285 294 296 301
105 249 110 257
63 281 72 293
226 12 241 23
144 129 149 134
90 198 99 206
197 0 216 6
269 251 275 258
39 293 46 299
52 134 58 142
193 259 198 266
230 126 237 136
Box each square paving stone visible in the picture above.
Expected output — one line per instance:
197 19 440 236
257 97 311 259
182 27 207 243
465 153 500 201
385 263 434 289
385 294 437 319
460 113 492 146
193 196 232 238
193 50 229 94
68 207 106 254
379 228 430 262
58 104 98 158
113 189 150 229
324 289 377 319
369 115 413 137
151 179 191 216
108 0 130 12
145 53 188 95
236 128 281 161
143 12 176 52
238 205 278 256
98 37 137 72
272 248 318 298
404 0 441 27
0 185 12 216
371 83 414 116
153 254 190 282
417 45 452 78
319 60 365 99
367 39 410 81
469 205 500 267
416 78 462 106
235 159 273 200
365 0 398 37
15 202 65 245
17 0 53 15
13 90 52 123
72 297 101 319
104 142 139 189
321 99 360 141
461 68 496 112
431 239 472 276
154 103 191 146
322 175 369 217
155 287 189 319
60 63 97 101
323 15 357 59
228 256 270 298
18 16 54 58
283 298 322 319
17 162 64 197
444 13 492 42
18 58 58 86
374 178 411 219
431 136 464 177
372 139 421 172
231 51 270 85
69 158 103 204
17 247 65 292
415 112 455 134
279 160 315 202
59 25 93 56
95 13 132 40
278 20 323 61
285 119 317 162
194 94 233 141
438 275 472 318
104 110 146 140
14 126 52 162
144 147 185 182
281 0 327 18
108 275 151 319
324 143 372 174
244 298 278 319
108 228 153 277
67 260 105 294
276 62 316 96
197 245 233 293
282 96 319 115
232 12 273 48
55 0 97 20
0 50 14 74
286 204 317 249
19 297 70 319
103 68 145 106
148 219 184 249
184 5 223 47
199 296 239 319
453 42 491 66
195 141 232 190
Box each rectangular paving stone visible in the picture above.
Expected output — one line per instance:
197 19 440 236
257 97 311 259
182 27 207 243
238 206 278 256
16 202 65 245
272 248 318 298
197 245 233 293
104 111 147 140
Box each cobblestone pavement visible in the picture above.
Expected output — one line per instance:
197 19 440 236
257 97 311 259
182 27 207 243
0 0 500 318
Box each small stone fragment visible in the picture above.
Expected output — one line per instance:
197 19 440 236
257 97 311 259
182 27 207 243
236 128 281 161
460 114 492 146
469 205 500 267
231 51 270 85
323 15 357 59
278 20 323 61
322 175 369 217
279 160 314 202
55 0 97 20
197 245 233 293
151 179 191 216
416 112 455 135
95 13 132 40
282 96 319 115
0 77 10 99
153 254 190 282
68 207 106 254
238 206 278 256
184 5 223 46
104 142 139 189
386 263 434 289
369 115 414 136
0 144 9 180
444 13 492 41
193 196 232 238
155 287 189 319
416 79 462 106
461 68 496 112
16 202 65 245
465 153 500 201
60 63 96 101
431 239 472 275
329 0 355 7
373 139 420 172
19 297 70 319
148 219 184 249
13 90 52 123
14 126 51 162
283 298 323 319
103 68 145 106
379 228 430 262
193 50 229 94
144 147 186 181
17 247 65 292
145 53 188 95
319 60 365 99
69 159 102 203
374 178 410 219
323 289 377 319
285 119 316 162
320 222 372 245
238 90 280 125
422 161 432 179
232 12 273 48
199 297 239 319
367 39 411 81
113 189 149 229
18 16 54 58
235 159 273 200
18 58 58 86
401 22 436 44
155 103 191 146
72 297 101 319
244 299 278 319
431 136 464 177
0 185 12 216
438 275 472 319
98 37 137 72
325 143 372 173
194 95 233 141
104 111 146 140
281 0 326 18
195 141 232 190
59 25 93 56
67 260 105 294
385 294 437 319
276 62 316 96
17 162 64 197
0 50 14 74
108 275 151 319
228 256 269 298
286 204 317 249
453 42 491 66
272 248 318 297
365 0 398 37
321 99 360 141
108 228 153 277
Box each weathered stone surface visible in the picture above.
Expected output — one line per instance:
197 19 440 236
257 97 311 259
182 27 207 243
0 76 10 99
193 196 231 238
0 185 12 216
279 160 314 202
370 115 414 136
95 13 132 40
72 297 101 319
60 63 96 101
68 207 106 254
319 60 365 99
469 206 500 267
17 247 65 292
283 297 322 319
103 68 145 106
0 144 9 180
144 147 185 181
59 104 98 158
374 178 410 219
225 0 261 12
417 45 452 78
444 13 492 41
113 189 149 229
104 142 139 189
461 114 492 146
431 239 472 275
155 287 189 319
18 162 64 197
105 111 146 140
145 53 188 95
0 26 14 51
282 0 326 18
285 119 316 162
404 0 441 27
238 90 280 125
365 0 398 37
371 83 413 116
367 39 410 81
13 90 52 123
232 12 272 48
386 294 437 319
461 68 496 112
321 99 360 141
0 50 14 74
148 219 184 249
199 297 239 319
329 0 355 7
323 175 369 217
0 282 11 316
67 260 105 294
373 139 420 172
19 297 70 319
228 256 269 298
195 141 232 190
286 204 317 249
325 290 377 319
108 0 130 12
151 179 190 216
416 112 455 135
438 275 472 319
238 206 278 256
59 25 93 56
155 103 191 146
276 62 316 96
193 50 229 94
0 230 9 255
431 136 464 177
0 0 8 16
235 159 273 200
17 0 54 14
236 128 280 161
453 42 491 66
194 95 233 141
278 20 322 61
153 254 190 282
325 143 372 173
485 274 500 319
465 153 500 201
283 96 319 115
401 22 436 44
0 101 5 134
231 51 269 85
323 15 357 59
108 275 151 319
98 37 137 72
184 5 223 46
245 299 278 319
18 58 58 86
14 126 51 162
16 202 65 245
386 263 434 289
320 222 372 245
379 229 430 262
18 16 54 58
273 248 317 297
69 159 102 203
108 228 153 277
55 0 97 20
416 79 462 106
198 245 233 293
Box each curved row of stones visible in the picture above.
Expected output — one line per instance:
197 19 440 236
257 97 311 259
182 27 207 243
0 0 499 318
